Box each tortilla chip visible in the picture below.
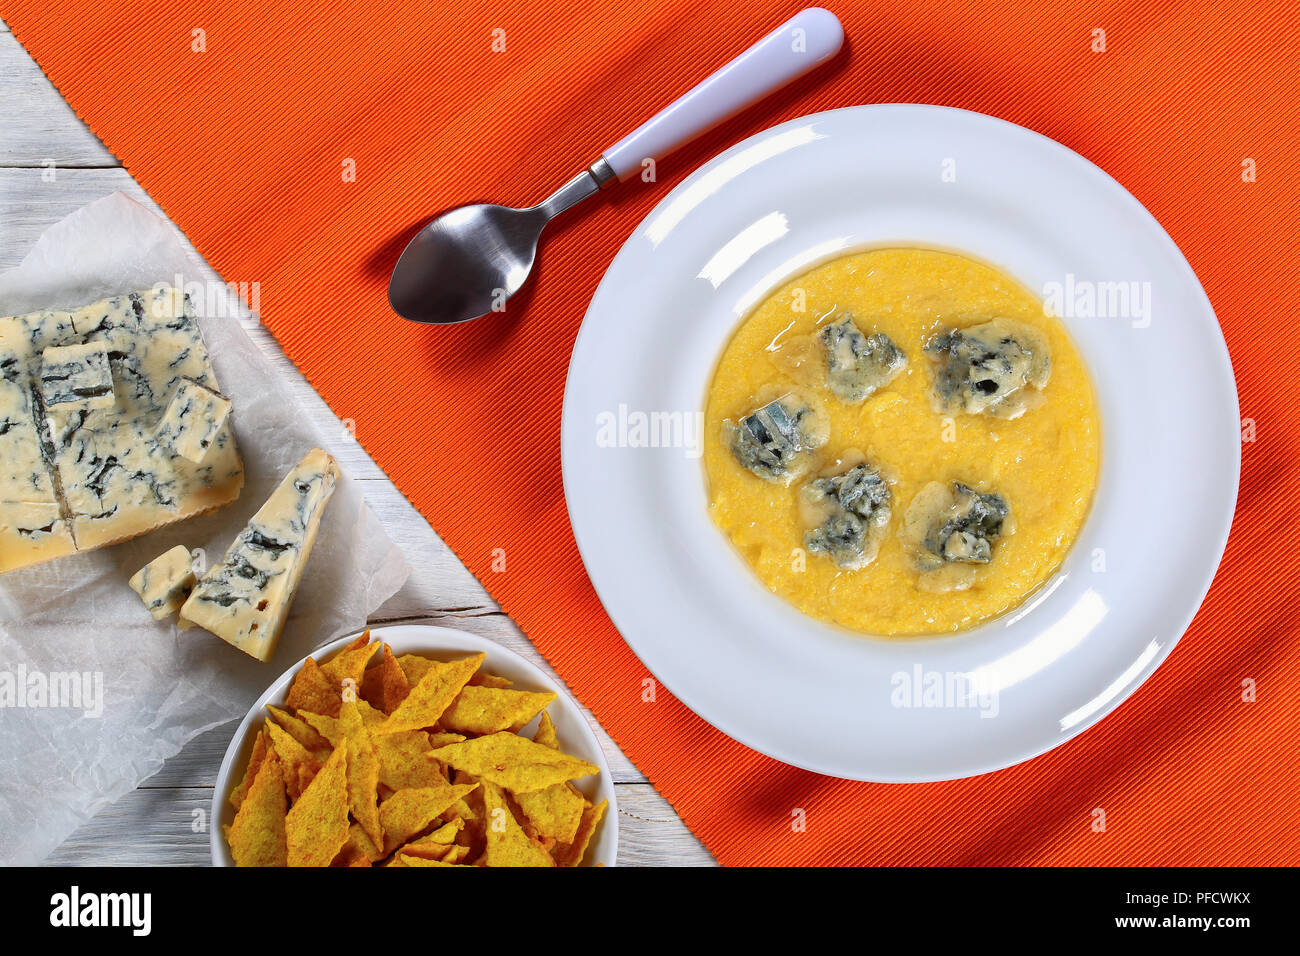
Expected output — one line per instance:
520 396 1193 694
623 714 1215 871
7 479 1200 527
229 727 270 811
512 712 586 841
467 671 513 689
360 643 411 713
375 654 485 735
267 705 332 755
428 732 599 794
285 656 340 717
554 799 608 867
481 780 554 867
515 781 585 845
227 749 287 866
323 633 369 663
440 686 557 735
395 653 433 686
379 781 479 854
285 744 350 867
297 710 342 748
374 730 444 791
264 720 323 802
333 822 383 867
533 712 560 751
320 636 379 690
391 856 469 867
340 699 382 849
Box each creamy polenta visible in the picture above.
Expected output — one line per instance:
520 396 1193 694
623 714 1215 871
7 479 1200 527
703 247 1100 636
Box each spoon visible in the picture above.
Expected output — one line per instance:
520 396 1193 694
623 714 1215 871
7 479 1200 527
389 7 844 324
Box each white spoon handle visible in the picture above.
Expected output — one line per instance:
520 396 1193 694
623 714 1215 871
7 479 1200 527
601 8 844 182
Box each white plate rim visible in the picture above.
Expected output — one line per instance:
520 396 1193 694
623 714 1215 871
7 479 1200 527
210 623 618 866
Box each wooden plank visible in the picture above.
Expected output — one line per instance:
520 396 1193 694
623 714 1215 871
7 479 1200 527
0 32 119 167
43 784 714 866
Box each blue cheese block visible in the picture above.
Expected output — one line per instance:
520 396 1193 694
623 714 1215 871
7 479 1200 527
128 544 197 620
180 448 339 661
0 286 244 572
0 378 77 572
153 378 232 464
40 341 115 409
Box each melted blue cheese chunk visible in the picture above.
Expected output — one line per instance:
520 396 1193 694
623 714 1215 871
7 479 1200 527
725 388 828 484
800 462 892 570
925 318 1050 419
40 341 115 409
128 544 197 620
900 481 1013 592
818 316 907 403
154 378 232 463
0 378 77 571
180 448 339 661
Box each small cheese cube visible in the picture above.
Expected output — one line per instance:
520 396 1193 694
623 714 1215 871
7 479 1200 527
154 378 232 463
128 545 197 620
40 340 114 409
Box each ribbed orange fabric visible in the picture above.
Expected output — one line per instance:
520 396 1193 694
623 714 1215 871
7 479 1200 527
5 1 1296 865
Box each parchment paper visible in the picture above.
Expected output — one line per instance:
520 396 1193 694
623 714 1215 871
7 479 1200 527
0 193 410 865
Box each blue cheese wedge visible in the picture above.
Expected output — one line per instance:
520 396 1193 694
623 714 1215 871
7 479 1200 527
180 448 339 661
40 341 115 409
129 544 197 620
0 287 243 572
153 378 232 464
0 378 77 572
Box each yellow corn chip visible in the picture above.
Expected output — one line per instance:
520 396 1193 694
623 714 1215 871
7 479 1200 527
374 730 444 791
379 781 479 854
267 704 332 756
428 732 599 794
481 780 554 867
227 749 287 866
516 782 585 845
297 710 341 748
555 799 608 867
321 636 379 690
264 720 323 802
440 686 557 735
340 698 383 849
229 727 270 811
533 712 560 751
285 744 350 867
513 711 585 842
395 653 433 686
360 643 411 713
391 856 469 867
333 821 383 867
467 671 513 689
285 656 340 718
375 653 484 735
323 633 369 662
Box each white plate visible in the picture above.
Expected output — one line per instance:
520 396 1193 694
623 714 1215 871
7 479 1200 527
211 624 617 865
561 104 1239 782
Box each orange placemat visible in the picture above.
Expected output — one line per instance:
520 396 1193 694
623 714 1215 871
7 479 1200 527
5 1 1297 865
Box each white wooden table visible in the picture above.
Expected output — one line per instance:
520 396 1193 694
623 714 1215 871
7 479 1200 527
0 19 714 866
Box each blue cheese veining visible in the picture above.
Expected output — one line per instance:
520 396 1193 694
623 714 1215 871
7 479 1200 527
0 286 243 572
180 447 339 662
153 378 232 464
39 341 114 409
128 544 198 620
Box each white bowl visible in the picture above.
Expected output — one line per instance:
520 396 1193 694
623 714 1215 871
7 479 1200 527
211 624 618 866
562 104 1239 782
